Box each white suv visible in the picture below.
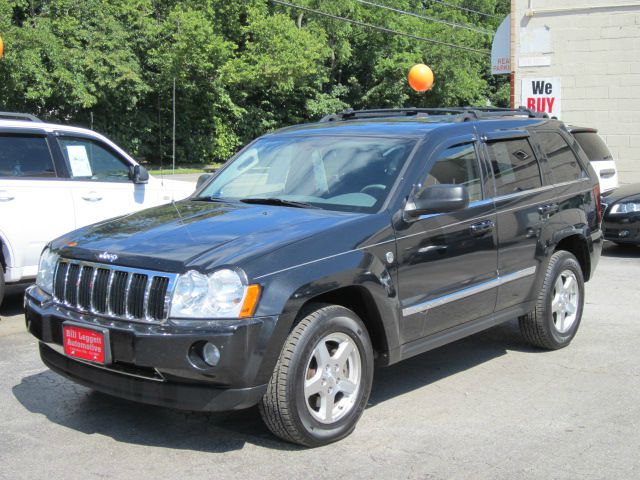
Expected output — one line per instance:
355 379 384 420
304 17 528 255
570 126 619 193
0 113 195 304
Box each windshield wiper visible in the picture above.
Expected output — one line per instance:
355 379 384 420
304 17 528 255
192 196 226 202
239 197 317 209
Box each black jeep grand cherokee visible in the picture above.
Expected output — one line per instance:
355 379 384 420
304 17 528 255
26 108 603 446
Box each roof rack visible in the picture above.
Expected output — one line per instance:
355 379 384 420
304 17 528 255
319 106 548 123
0 111 42 122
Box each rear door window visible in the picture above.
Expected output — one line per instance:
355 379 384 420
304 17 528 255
485 139 542 196
0 134 56 178
537 131 586 183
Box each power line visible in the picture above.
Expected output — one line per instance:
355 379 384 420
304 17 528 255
352 0 493 35
270 0 490 55
425 0 500 19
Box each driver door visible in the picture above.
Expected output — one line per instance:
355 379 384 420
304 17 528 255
56 135 148 227
395 136 498 343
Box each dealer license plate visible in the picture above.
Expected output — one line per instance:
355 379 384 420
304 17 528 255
63 324 110 364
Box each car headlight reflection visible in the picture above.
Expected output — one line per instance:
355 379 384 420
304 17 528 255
36 248 59 295
610 202 640 214
170 268 260 319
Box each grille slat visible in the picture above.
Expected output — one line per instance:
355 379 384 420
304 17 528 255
52 259 174 323
149 276 170 320
78 266 94 310
65 264 81 306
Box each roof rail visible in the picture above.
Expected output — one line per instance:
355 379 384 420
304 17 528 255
0 111 42 122
319 106 549 123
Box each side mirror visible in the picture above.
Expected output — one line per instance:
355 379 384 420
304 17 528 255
196 173 213 190
130 164 149 184
405 184 469 217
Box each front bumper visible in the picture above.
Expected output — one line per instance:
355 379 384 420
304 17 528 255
603 214 640 244
25 285 277 411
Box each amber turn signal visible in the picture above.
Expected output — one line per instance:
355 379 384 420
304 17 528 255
240 284 261 318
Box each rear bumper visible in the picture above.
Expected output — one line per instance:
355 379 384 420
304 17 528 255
25 285 277 411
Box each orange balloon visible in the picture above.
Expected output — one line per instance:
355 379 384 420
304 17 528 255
0 36 4 59
408 64 434 92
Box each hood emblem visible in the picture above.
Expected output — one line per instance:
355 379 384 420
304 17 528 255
97 252 118 263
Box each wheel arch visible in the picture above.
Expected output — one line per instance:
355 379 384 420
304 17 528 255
0 229 14 273
298 285 390 362
553 233 591 281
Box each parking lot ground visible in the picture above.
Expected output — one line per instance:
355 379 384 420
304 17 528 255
1 243 639 480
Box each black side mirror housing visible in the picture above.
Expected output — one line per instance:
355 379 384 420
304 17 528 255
405 184 469 217
130 164 149 184
196 173 213 190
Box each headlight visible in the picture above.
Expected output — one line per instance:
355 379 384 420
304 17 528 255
36 248 59 295
610 202 640 214
169 268 261 319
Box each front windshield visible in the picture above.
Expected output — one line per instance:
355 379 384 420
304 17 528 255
199 135 416 213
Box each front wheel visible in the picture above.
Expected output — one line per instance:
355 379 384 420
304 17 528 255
519 251 585 350
259 304 374 447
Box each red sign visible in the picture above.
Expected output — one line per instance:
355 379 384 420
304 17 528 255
63 325 107 364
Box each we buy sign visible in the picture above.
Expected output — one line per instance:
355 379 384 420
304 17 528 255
521 77 561 118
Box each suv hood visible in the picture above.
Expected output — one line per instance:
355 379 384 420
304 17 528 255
53 200 360 272
602 183 640 205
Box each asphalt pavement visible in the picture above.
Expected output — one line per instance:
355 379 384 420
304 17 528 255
1 243 638 480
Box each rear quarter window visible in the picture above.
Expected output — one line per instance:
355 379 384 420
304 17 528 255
537 131 586 184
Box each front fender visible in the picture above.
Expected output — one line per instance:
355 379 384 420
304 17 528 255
252 248 401 385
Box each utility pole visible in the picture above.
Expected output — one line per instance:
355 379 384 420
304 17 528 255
172 77 176 172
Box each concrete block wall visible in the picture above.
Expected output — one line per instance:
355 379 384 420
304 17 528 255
515 1 640 183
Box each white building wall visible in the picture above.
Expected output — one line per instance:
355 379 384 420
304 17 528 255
514 1 640 183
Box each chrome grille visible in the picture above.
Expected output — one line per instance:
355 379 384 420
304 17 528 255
52 259 177 323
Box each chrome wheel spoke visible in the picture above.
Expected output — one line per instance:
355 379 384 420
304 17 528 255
334 341 355 369
557 309 566 331
315 341 331 367
319 392 336 422
337 379 357 395
554 277 563 295
304 371 324 397
563 275 574 292
552 294 561 313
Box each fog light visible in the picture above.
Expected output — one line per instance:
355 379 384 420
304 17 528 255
202 342 221 366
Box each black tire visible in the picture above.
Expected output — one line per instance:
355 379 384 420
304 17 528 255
519 250 585 350
259 304 374 447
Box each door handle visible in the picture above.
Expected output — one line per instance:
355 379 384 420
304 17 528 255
0 194 14 202
470 220 495 236
538 203 558 215
81 193 103 202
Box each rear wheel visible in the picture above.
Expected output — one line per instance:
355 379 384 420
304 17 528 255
519 251 585 350
259 304 374 447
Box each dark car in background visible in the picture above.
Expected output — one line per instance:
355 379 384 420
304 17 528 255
601 184 640 246
25 107 602 446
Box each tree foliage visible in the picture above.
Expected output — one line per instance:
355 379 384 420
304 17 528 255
0 0 510 163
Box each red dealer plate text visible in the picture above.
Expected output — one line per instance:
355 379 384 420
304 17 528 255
63 325 106 364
